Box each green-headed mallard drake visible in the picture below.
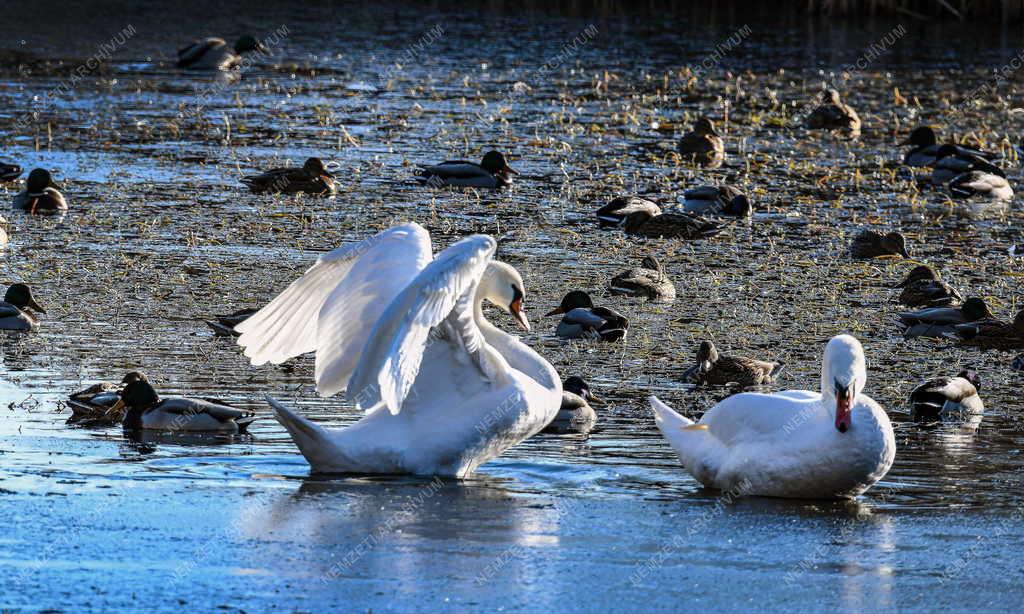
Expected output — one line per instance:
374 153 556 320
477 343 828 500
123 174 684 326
894 265 963 308
241 157 336 195
418 150 518 188
951 309 1024 350
901 126 995 168
111 377 257 433
545 291 628 342
681 340 783 387
681 184 751 217
67 371 148 426
0 283 46 330
678 117 724 167
595 195 661 228
805 89 860 136
898 297 993 338
0 162 21 182
12 168 66 214
206 308 258 337
623 210 722 240
543 376 601 435
929 144 989 185
176 35 266 70
909 369 983 422
609 255 675 303
850 229 909 259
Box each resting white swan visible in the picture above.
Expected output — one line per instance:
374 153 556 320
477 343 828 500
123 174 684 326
650 335 895 499
235 223 562 477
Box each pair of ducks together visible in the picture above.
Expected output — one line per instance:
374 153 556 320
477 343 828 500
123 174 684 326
240 150 519 195
893 265 1024 348
901 126 1013 201
595 186 751 240
68 372 256 433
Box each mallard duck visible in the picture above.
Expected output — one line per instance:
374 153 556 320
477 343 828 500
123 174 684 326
898 297 993 338
893 265 963 308
909 370 983 422
608 255 675 303
681 340 783 387
951 309 1024 350
681 185 751 216
0 162 21 182
12 168 66 213
595 196 661 228
0 283 46 330
543 376 601 435
67 371 148 426
943 150 1013 200
417 150 517 188
850 229 910 259
176 35 266 70
1012 354 1023 371
900 126 995 168
545 291 628 341
111 377 256 433
206 308 258 337
677 117 724 167
241 158 336 195
805 89 860 136
623 210 722 240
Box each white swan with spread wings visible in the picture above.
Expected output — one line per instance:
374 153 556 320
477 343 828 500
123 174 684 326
235 223 562 477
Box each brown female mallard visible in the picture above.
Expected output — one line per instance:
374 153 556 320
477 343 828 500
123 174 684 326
850 229 910 259
678 117 724 167
623 210 722 240
242 157 336 195
682 341 783 387
806 89 860 136
609 255 675 303
952 310 1024 350
893 265 963 308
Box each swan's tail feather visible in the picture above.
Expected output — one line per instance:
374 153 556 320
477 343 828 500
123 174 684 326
267 396 339 471
650 395 694 430
649 396 721 484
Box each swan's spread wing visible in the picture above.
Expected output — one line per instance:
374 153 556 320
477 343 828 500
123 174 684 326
236 224 432 377
347 235 497 415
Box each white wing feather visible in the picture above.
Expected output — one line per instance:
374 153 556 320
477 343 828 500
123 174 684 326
235 224 432 377
347 235 496 415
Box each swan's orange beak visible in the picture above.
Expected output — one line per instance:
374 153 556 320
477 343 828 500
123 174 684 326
835 381 853 433
510 297 530 332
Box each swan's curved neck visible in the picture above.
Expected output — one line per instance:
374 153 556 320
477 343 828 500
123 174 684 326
474 298 559 392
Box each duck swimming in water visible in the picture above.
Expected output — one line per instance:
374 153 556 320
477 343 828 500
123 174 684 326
111 377 257 433
543 376 601 435
805 89 860 137
850 229 910 259
608 255 675 303
176 35 266 71
67 371 149 426
418 150 518 188
680 185 751 217
623 210 722 240
951 309 1024 350
677 117 724 167
909 369 983 423
12 168 66 214
893 265 963 308
0 283 46 330
901 126 996 168
681 340 783 388
939 148 1013 201
595 196 661 228
898 297 994 338
545 291 628 341
241 157 336 195
0 162 21 182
